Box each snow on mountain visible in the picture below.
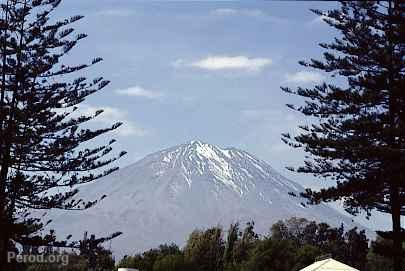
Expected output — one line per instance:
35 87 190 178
48 140 367 257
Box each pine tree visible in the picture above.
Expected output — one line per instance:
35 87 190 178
0 0 126 269
281 1 404 270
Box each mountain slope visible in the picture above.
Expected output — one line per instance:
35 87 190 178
49 140 363 256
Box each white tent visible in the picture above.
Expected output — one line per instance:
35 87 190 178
299 258 359 271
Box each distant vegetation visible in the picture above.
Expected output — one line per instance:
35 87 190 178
15 247 114 271
116 217 403 271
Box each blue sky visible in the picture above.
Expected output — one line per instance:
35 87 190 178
56 1 341 187
51 0 401 230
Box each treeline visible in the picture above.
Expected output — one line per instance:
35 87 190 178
117 218 404 271
15 248 114 271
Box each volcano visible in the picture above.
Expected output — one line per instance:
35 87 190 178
49 140 361 256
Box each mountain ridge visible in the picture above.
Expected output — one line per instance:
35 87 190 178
49 140 369 257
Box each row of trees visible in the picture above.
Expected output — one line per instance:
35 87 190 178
8 231 119 270
118 218 403 271
15 247 114 271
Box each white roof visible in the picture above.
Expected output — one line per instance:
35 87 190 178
299 258 359 271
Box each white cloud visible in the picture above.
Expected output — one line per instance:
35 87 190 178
115 86 162 99
77 104 147 137
210 8 287 24
94 9 134 17
211 8 239 16
211 8 265 18
190 56 272 72
285 71 325 84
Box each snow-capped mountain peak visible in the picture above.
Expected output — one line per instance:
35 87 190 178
49 141 366 257
142 140 298 196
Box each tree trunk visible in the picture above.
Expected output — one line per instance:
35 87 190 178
0 166 10 271
0 1 10 268
392 193 402 271
387 1 402 270
0 223 10 271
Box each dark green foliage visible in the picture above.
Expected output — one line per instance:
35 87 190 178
366 237 405 271
117 244 185 271
152 254 186 271
243 238 296 271
345 227 369 270
223 222 258 271
184 227 225 271
293 244 321 270
270 218 368 270
281 1 405 270
118 219 378 271
20 247 114 271
78 232 122 270
0 0 126 269
223 222 239 268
